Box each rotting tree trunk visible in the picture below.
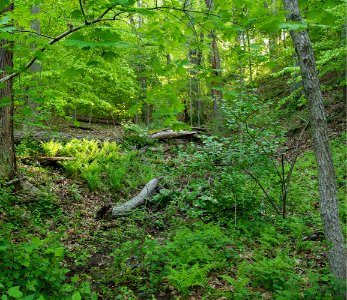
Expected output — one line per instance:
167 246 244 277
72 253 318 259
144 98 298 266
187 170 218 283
283 0 346 280
0 3 16 179
150 129 197 140
111 178 160 216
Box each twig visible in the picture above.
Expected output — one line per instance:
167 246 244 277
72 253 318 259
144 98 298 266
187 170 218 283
243 168 280 215
79 0 89 24
15 30 54 39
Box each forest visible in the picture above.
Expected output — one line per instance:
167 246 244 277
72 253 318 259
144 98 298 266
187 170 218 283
0 0 346 299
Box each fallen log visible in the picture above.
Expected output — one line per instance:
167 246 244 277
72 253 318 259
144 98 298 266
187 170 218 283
14 131 123 144
17 156 75 167
75 115 121 126
150 130 197 140
110 178 160 217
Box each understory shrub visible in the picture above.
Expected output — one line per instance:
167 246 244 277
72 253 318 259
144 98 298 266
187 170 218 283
0 232 95 299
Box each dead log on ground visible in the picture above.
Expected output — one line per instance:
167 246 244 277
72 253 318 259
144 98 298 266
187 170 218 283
110 178 160 217
75 115 121 125
14 131 123 144
17 156 75 167
150 130 197 140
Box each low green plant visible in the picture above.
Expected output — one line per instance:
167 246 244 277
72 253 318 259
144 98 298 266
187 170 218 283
42 139 138 191
239 253 300 292
301 271 346 300
122 122 153 148
112 222 234 297
15 139 41 157
0 232 96 299
41 140 62 157
166 264 213 296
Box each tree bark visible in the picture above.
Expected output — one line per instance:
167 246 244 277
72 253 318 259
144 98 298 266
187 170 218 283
26 5 42 129
0 3 16 179
111 178 160 216
204 0 222 120
150 129 197 140
187 1 203 126
283 0 346 280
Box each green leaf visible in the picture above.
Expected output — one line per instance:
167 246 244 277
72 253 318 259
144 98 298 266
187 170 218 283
7 286 23 299
54 247 65 257
280 21 307 31
102 51 119 60
130 7 156 16
0 1 10 12
0 26 15 32
107 0 136 7
64 32 133 49
257 16 282 34
31 237 44 247
70 9 84 20
0 15 11 25
72 291 81 300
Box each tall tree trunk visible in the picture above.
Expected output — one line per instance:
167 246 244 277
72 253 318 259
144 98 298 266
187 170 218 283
188 47 202 126
267 0 279 73
0 3 16 179
283 0 346 280
24 5 41 131
204 0 222 120
187 1 202 126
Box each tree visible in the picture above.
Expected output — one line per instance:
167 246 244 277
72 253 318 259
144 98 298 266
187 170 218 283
0 2 16 179
283 0 346 280
204 0 222 120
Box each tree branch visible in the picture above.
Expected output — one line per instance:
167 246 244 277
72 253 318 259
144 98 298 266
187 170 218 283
243 168 280 215
15 30 54 39
79 0 89 24
0 5 227 83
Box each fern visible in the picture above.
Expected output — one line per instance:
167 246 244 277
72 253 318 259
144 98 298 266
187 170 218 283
166 263 214 296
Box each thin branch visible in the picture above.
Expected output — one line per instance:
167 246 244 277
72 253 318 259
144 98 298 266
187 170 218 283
15 30 54 39
243 168 280 215
98 6 115 19
79 0 89 24
244 121 282 179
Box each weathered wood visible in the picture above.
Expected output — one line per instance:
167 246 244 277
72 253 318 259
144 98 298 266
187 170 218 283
150 130 197 140
111 178 160 217
17 156 75 167
283 0 346 280
0 3 16 179
14 131 123 144
75 115 121 125
17 156 75 161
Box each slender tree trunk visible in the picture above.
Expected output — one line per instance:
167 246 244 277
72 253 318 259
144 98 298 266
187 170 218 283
245 30 253 83
268 0 279 73
204 0 222 120
187 1 202 126
0 3 16 179
283 0 346 280
24 5 41 131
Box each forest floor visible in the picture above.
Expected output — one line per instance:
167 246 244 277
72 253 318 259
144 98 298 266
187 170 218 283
8 111 346 299
3 78 346 299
